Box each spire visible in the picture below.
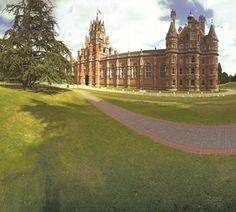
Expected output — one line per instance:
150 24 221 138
166 10 177 39
171 10 176 23
208 24 218 41
166 21 178 39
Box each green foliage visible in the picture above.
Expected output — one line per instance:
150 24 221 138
220 82 236 90
218 63 222 84
0 0 72 88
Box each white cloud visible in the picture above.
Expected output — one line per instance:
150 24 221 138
54 0 170 59
1 0 235 75
197 0 236 75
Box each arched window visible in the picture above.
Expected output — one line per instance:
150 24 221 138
132 63 138 79
145 63 152 78
110 64 115 79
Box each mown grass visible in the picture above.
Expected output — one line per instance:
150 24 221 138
88 90 236 125
0 86 236 211
220 82 236 90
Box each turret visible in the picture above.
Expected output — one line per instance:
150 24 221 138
171 10 176 24
166 10 178 90
188 11 195 27
199 15 206 34
166 10 178 49
207 24 218 41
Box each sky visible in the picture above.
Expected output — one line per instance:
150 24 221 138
0 0 236 75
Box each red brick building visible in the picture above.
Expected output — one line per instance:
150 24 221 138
76 11 219 90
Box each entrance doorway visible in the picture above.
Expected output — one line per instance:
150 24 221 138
85 75 89 86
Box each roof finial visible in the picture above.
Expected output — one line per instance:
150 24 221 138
96 9 101 20
211 18 214 25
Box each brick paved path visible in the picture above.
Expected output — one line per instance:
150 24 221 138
80 91 236 154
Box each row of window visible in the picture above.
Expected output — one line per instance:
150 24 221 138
93 65 215 79
169 67 215 75
100 63 152 79
171 79 214 86
172 56 216 65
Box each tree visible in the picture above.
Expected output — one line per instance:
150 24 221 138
221 72 229 84
0 0 72 88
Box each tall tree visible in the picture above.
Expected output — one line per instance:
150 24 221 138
221 72 229 84
0 0 72 88
218 63 222 84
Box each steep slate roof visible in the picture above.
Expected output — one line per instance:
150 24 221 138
207 25 218 40
166 21 178 38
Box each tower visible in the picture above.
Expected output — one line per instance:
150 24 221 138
166 10 178 90
206 23 219 90
77 13 111 86
199 15 206 34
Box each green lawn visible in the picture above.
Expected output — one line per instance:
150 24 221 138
220 82 236 90
0 85 236 211
88 90 236 125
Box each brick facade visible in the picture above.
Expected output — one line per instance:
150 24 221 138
75 11 219 91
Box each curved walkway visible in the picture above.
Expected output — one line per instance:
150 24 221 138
79 91 236 154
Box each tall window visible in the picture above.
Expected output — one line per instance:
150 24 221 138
179 44 184 49
209 57 213 64
172 67 176 75
172 56 177 63
201 80 205 86
145 63 152 78
180 79 183 86
110 64 115 79
201 69 205 75
132 63 138 79
191 32 196 40
100 65 106 79
191 68 195 75
160 64 166 78
191 80 195 86
191 57 195 63
120 64 126 79
172 79 176 86
179 67 183 75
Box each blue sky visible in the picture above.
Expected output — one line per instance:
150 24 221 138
0 0 236 75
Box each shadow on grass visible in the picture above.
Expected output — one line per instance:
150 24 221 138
18 99 95 211
0 83 70 95
0 98 94 211
2 97 236 211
